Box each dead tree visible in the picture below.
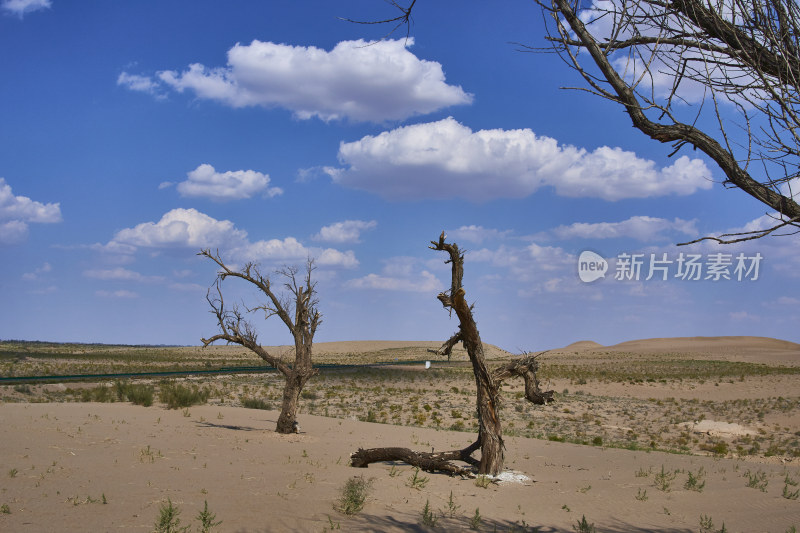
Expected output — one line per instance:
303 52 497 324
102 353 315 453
350 233 553 476
352 1 800 243
198 249 321 434
537 0 800 243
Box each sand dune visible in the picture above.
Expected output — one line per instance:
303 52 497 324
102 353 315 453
596 336 800 366
560 340 605 351
606 335 800 353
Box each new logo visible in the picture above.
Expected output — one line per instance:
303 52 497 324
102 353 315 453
578 250 608 283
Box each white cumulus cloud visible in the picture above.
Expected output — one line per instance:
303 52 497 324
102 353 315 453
96 289 139 299
550 216 698 241
0 220 29 244
2 0 50 17
345 256 441 292
117 72 163 97
447 225 511 244
108 208 358 269
121 39 472 122
112 208 247 249
83 267 164 283
331 117 712 201
176 164 282 201
346 270 440 292
0 178 62 244
22 261 51 281
313 220 377 243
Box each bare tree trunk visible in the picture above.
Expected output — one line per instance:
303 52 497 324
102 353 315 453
276 342 315 434
450 287 504 475
276 373 304 434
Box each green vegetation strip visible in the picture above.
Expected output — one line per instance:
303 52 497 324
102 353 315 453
540 359 800 382
0 360 434 384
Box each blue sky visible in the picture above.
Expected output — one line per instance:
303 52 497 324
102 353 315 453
1 0 797 350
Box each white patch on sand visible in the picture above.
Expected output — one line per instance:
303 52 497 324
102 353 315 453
494 470 532 484
680 420 757 437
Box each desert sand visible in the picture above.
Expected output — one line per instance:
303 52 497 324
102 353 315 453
1 336 799 532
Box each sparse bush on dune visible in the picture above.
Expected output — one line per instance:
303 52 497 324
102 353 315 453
241 397 272 410
115 381 154 407
159 381 209 409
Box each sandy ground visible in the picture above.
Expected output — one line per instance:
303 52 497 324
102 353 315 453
1 336 799 532
0 403 799 532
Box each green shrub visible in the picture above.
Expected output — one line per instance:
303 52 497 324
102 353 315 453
685 467 706 492
195 500 222 533
116 382 154 407
573 515 596 533
335 476 371 515
154 498 189 533
241 398 272 410
81 385 113 403
420 499 438 527
159 381 209 409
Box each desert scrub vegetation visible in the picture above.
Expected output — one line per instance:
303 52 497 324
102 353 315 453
115 381 154 406
0 340 255 378
159 381 210 409
744 469 769 492
335 476 372 515
240 397 272 410
573 515 597 533
153 498 221 533
539 355 800 384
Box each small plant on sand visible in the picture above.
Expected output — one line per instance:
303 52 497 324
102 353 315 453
635 488 648 501
444 491 460 517
654 465 676 492
8 468 17 478
699 515 715 533
469 508 482 530
154 498 189 533
335 476 371 516
407 468 429 490
1 504 10 514
474 475 493 489
573 515 596 533
685 467 706 492
783 474 800 500
195 500 222 533
699 514 728 533
420 499 438 527
140 445 162 463
745 469 769 492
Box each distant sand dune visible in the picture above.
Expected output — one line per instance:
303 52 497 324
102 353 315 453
547 335 800 366
561 340 604 351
